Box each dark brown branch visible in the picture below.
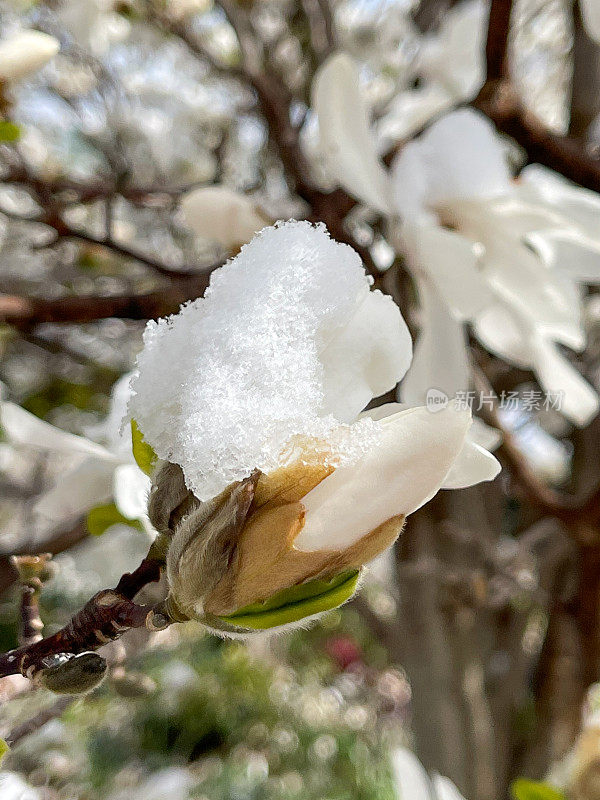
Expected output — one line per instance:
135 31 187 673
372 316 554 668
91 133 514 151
0 552 164 680
483 0 513 86
475 88 600 194
0 269 217 330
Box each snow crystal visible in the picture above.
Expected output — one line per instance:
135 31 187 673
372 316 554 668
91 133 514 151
129 221 404 499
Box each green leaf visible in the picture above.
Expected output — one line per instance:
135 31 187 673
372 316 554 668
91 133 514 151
511 779 567 800
0 737 8 764
219 570 360 630
131 419 158 476
86 503 143 537
0 121 21 142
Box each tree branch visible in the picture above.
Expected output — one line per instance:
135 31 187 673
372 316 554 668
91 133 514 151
0 269 217 330
0 551 164 681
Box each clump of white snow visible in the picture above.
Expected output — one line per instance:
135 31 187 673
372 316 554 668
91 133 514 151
129 221 411 500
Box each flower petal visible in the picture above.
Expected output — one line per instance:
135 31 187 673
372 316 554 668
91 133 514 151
519 164 600 241
376 84 453 151
391 138 437 224
446 202 585 350
319 289 413 422
418 109 512 204
472 301 533 367
442 437 500 489
470 416 502 451
180 185 269 251
1 402 113 459
526 229 600 283
400 279 471 406
402 222 493 321
433 774 468 800
113 463 151 521
419 0 487 101
34 457 115 522
0 30 59 82
312 53 394 213
390 748 434 800
529 336 599 427
295 405 471 551
581 0 600 44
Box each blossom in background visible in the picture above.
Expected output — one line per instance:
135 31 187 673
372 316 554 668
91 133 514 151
180 184 271 253
0 30 59 84
313 53 600 427
392 747 467 800
0 373 150 532
129 221 499 634
376 0 487 148
581 0 600 45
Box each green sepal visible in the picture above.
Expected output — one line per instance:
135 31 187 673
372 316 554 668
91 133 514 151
131 419 158 476
511 779 567 800
218 570 360 630
86 502 143 536
0 121 21 142
0 737 8 764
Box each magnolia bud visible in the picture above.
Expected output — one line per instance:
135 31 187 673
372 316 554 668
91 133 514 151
153 453 403 636
36 652 107 695
161 471 259 624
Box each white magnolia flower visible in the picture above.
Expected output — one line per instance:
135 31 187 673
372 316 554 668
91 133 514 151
180 185 271 252
392 748 467 800
0 30 59 83
0 374 150 529
129 221 499 632
313 53 600 427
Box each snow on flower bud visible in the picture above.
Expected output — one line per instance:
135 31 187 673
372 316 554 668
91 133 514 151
0 30 59 83
130 221 499 633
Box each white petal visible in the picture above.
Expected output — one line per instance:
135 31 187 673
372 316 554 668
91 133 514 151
432 774 468 800
359 401 406 422
391 138 437 224
519 164 600 241
470 416 502 451
1 402 113 459
0 30 59 82
529 337 599 427
180 185 268 251
581 0 600 44
376 84 454 151
442 200 585 351
113 463 151 520
403 222 493 320
34 458 115 522
473 301 534 367
312 53 394 213
442 437 500 489
296 405 471 551
319 289 413 422
420 0 487 101
526 230 600 283
390 748 434 800
400 279 471 406
419 109 512 204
